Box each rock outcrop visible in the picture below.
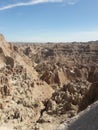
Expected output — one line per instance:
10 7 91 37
0 34 98 130
55 101 98 130
0 34 54 129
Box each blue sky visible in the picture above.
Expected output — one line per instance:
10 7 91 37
0 0 98 42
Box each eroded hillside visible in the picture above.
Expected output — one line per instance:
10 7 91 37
0 34 98 130
0 34 53 130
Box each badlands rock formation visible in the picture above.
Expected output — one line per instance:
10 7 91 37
0 34 53 130
0 34 98 130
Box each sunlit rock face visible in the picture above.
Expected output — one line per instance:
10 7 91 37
0 34 5 41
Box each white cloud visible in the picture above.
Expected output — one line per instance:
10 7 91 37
0 0 63 11
66 0 79 5
0 0 80 11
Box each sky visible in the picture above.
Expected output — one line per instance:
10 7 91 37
0 0 98 42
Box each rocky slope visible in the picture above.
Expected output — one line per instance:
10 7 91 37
14 41 98 129
55 100 98 130
0 34 98 130
0 34 53 130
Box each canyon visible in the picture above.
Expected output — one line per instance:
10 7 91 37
0 34 98 130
